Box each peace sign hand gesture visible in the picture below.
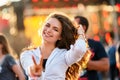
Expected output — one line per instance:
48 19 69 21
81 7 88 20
30 55 43 77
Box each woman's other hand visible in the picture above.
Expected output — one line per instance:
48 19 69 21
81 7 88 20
30 55 43 77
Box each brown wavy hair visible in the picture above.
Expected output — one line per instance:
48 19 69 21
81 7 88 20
65 41 92 80
65 16 91 80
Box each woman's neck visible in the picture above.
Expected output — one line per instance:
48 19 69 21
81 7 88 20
40 43 55 59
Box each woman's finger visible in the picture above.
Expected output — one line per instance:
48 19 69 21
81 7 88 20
32 55 37 66
39 56 43 66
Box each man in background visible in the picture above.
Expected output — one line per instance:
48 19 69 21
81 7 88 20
74 16 109 80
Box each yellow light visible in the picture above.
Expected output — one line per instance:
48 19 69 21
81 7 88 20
24 15 46 46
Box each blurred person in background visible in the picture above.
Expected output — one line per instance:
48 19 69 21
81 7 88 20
118 43 120 72
0 33 25 80
20 12 87 80
118 43 120 68
116 42 120 80
74 16 109 80
107 32 119 80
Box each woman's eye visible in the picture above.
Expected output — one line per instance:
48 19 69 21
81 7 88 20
54 29 58 32
53 28 59 32
45 23 50 27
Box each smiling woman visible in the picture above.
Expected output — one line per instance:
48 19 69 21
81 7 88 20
20 12 87 80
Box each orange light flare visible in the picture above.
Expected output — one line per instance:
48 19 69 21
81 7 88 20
117 16 120 26
103 21 110 31
116 3 120 13
93 35 100 41
105 32 112 44
43 0 49 2
32 0 38 3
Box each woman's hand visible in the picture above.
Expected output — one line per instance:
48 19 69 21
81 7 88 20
77 25 85 35
77 25 85 40
30 55 43 77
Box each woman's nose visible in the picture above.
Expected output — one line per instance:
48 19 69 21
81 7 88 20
46 28 52 33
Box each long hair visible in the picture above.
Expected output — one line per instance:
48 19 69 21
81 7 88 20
0 33 10 54
65 36 92 80
0 33 18 59
65 16 91 80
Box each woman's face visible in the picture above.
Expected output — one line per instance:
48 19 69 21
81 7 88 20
42 18 62 44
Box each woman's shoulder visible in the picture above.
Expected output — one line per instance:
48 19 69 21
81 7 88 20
4 54 16 65
5 54 14 59
21 46 39 56
57 47 67 53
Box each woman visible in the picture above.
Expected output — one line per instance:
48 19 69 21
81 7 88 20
0 33 25 80
20 12 87 80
